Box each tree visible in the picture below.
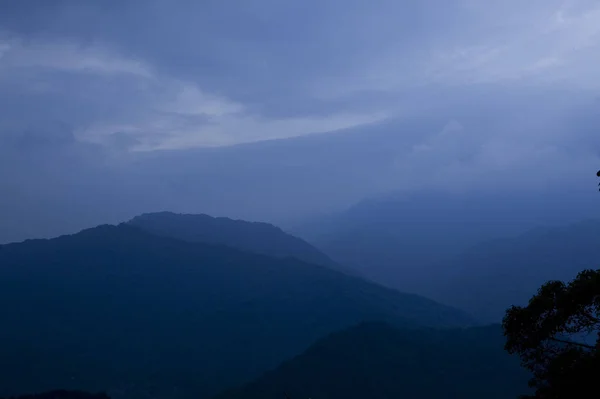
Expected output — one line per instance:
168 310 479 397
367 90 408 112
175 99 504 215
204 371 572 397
503 269 600 398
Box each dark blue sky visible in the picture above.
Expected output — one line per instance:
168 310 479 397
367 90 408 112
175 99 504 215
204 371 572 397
1 0 599 241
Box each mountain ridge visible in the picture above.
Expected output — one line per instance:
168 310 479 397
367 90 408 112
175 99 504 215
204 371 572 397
127 211 358 275
294 189 599 295
214 321 530 399
0 222 473 399
421 218 600 321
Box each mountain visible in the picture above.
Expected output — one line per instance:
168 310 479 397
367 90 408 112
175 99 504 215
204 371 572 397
214 322 530 399
127 212 353 274
421 219 600 322
0 224 473 399
295 188 599 294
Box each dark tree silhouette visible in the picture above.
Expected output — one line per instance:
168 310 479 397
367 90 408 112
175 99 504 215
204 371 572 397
503 269 600 398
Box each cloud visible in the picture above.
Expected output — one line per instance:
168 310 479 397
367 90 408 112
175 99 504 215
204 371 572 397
0 35 152 77
456 1 600 85
0 29 389 150
1 0 600 241
2 0 600 149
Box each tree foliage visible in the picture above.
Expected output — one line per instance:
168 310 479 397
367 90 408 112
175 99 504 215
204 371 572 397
503 269 600 398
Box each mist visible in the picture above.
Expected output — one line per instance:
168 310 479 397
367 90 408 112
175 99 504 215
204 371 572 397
3 2 600 399
1 0 600 241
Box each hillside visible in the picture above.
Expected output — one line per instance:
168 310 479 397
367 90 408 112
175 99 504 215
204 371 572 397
295 189 599 294
127 212 352 274
422 219 600 322
0 224 473 399
215 322 530 399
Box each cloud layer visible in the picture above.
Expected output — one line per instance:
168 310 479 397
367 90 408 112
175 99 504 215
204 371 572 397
2 0 599 148
1 0 599 241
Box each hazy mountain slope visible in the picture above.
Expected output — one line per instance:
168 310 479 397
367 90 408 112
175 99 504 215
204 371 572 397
214 322 529 399
295 188 599 294
422 219 600 322
0 224 473 399
127 212 349 273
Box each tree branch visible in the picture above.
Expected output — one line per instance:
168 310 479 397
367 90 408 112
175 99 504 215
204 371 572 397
549 337 595 350
586 313 600 324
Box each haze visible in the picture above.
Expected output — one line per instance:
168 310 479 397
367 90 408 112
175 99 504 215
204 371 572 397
2 2 600 399
1 0 599 243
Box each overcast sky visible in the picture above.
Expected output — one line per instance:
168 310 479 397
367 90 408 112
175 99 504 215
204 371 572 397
1 0 600 241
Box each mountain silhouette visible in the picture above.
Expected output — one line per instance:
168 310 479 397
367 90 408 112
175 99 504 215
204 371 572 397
0 223 473 399
422 219 600 321
295 189 599 295
215 322 529 399
127 212 356 275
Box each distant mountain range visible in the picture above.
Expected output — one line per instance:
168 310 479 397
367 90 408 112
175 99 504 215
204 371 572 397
422 219 600 322
297 189 600 322
0 215 472 399
295 189 599 296
215 322 530 399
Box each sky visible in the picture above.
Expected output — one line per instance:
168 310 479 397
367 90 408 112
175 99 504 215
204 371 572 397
1 0 600 242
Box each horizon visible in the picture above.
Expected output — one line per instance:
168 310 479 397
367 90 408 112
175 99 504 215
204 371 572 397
2 0 600 242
